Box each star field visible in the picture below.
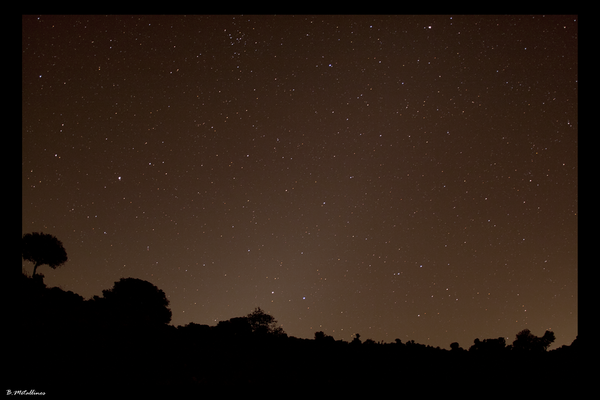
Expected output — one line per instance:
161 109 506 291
22 15 577 349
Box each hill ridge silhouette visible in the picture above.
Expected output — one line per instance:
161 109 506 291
8 272 580 397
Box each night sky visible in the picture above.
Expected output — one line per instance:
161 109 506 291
22 15 577 349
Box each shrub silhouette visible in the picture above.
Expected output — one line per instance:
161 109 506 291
216 316 253 339
98 277 172 328
512 329 556 353
469 337 507 354
245 307 286 337
315 331 335 344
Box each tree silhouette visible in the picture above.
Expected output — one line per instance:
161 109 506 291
450 342 463 352
100 277 172 327
512 329 556 353
315 331 335 344
245 307 285 336
22 232 68 277
216 317 253 338
539 330 556 351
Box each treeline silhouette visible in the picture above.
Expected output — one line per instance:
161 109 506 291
8 272 579 397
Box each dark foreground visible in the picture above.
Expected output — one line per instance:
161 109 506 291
7 274 581 398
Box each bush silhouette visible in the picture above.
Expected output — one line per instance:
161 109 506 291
512 329 556 353
245 307 286 337
469 337 507 354
216 316 253 339
98 277 172 328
